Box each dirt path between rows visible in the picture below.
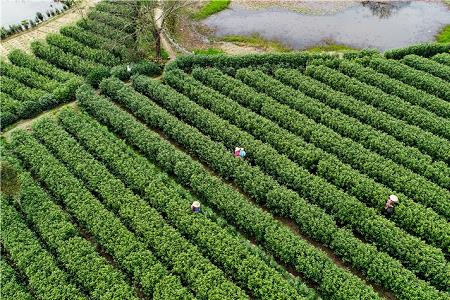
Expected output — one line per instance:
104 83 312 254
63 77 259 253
0 0 99 59
155 7 177 61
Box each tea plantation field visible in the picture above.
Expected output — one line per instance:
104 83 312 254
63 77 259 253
1 1 449 299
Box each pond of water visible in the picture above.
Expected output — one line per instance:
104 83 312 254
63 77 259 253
1 0 64 27
202 1 450 51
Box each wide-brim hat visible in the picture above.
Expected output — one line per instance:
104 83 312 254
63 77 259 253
192 201 201 208
389 195 399 203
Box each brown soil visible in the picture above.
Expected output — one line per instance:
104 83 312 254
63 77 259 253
155 7 177 60
0 0 99 59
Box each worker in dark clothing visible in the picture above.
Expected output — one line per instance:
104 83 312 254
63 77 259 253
383 195 398 217
191 201 201 213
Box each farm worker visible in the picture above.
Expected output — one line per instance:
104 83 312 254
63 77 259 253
234 147 241 157
383 195 398 217
239 148 246 158
191 201 201 213
127 64 132 72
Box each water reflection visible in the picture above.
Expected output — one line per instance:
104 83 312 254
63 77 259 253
361 1 410 19
203 1 450 51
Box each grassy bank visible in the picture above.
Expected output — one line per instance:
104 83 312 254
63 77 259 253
306 44 355 52
436 25 450 43
193 0 230 20
222 34 291 52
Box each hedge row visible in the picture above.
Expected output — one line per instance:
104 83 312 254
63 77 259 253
0 60 59 92
128 75 449 292
58 108 315 299
60 25 129 61
31 41 109 86
10 130 197 300
88 10 135 35
330 59 450 119
0 196 86 300
78 82 382 300
273 67 450 190
77 19 135 50
363 57 450 100
432 53 450 66
302 64 450 162
94 1 138 17
165 52 336 74
31 119 197 300
1 76 49 103
305 64 450 140
0 259 33 300
9 135 157 300
7 49 77 82
401 54 450 82
384 42 450 59
0 92 26 129
51 110 309 300
177 68 450 250
235 68 450 217
33 117 246 299
0 76 82 130
46 33 120 66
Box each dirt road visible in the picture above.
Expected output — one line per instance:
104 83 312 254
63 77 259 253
155 7 177 60
0 0 99 58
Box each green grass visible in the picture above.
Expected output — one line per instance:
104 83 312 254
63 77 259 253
306 44 355 52
193 0 231 20
222 34 291 52
193 48 225 55
436 25 450 43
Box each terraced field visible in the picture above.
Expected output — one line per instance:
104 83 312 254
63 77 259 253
1 1 449 300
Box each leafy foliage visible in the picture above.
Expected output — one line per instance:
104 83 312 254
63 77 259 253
384 42 450 59
77 82 382 300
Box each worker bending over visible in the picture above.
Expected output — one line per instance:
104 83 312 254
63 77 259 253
383 195 398 217
191 201 201 213
234 147 246 158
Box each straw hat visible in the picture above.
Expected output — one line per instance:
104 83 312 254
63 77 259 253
389 195 399 203
192 201 201 208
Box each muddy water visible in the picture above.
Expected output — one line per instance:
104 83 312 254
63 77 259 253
203 1 450 51
1 0 64 27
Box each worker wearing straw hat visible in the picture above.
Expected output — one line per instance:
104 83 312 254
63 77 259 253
191 201 201 213
383 195 398 217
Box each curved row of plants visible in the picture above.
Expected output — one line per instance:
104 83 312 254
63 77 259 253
0 258 34 300
432 53 450 66
305 64 450 143
102 75 448 298
60 25 130 61
9 132 195 299
272 67 450 190
362 57 450 100
46 33 120 66
57 108 315 299
126 75 449 292
12 126 244 300
170 68 450 250
325 59 450 119
383 42 450 59
401 54 450 81
34 116 309 300
234 68 450 218
0 196 86 300
77 82 382 300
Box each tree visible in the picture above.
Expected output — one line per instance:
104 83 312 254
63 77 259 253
136 0 191 60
